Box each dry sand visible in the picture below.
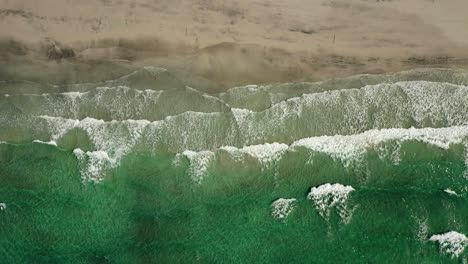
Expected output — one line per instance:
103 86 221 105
1 0 468 90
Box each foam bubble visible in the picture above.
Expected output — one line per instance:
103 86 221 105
40 116 150 155
34 120 468 183
416 218 429 240
221 142 288 169
60 91 84 98
39 116 80 141
220 69 468 111
231 108 254 127
181 150 215 184
0 203 6 211
175 125 468 182
444 189 459 196
32 139 58 146
240 143 289 164
307 183 355 223
10 86 166 121
179 143 288 184
271 198 296 220
429 231 468 258
142 66 168 74
292 126 468 167
73 148 115 183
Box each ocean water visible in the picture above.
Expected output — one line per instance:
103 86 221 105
0 67 467 263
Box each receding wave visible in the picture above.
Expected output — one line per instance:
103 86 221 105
2 80 468 149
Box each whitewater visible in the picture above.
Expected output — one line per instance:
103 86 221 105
0 67 467 263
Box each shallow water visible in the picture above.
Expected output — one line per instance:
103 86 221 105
0 67 467 263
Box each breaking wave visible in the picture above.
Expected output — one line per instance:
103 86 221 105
1 67 467 261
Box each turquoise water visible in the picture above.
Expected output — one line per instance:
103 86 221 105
0 68 467 263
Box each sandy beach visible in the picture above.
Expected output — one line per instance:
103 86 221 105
1 0 468 89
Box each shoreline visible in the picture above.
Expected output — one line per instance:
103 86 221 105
2 36 468 92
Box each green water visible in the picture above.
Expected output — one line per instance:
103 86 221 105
0 68 467 263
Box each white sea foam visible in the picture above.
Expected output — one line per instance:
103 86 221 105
34 116 468 184
40 85 160 98
252 81 468 144
174 126 468 183
239 143 289 163
60 91 84 98
39 116 80 141
10 86 165 120
177 143 288 183
416 218 429 240
32 139 58 146
231 108 254 127
268 92 288 105
37 116 151 182
220 142 288 168
0 203 6 211
220 69 468 101
225 84 261 94
444 189 459 196
271 198 296 220
180 150 215 184
429 231 468 258
36 114 229 182
246 85 259 91
307 183 355 223
224 81 464 147
73 149 115 183
292 126 468 167
10 80 468 149
40 90 88 97
142 66 168 74
39 116 150 152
